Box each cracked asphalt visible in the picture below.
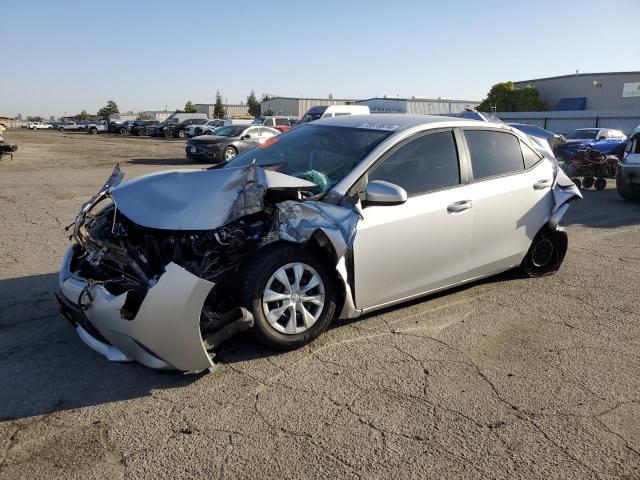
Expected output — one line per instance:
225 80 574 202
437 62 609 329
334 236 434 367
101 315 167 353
1 129 639 479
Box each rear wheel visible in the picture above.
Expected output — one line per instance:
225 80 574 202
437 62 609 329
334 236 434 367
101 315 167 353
594 177 607 191
572 177 582 189
89 127 98 134
240 245 337 350
521 228 568 277
177 129 187 138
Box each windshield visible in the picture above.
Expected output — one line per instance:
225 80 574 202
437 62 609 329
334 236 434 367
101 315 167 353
222 124 392 193
210 125 246 137
300 112 324 124
566 129 599 140
252 118 265 125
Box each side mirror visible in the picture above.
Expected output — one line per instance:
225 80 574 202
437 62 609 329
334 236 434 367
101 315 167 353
241 135 250 140
364 180 407 205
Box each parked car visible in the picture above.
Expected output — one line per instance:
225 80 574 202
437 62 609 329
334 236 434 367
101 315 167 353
553 128 627 161
86 120 109 134
508 123 564 151
616 130 640 201
198 119 253 136
130 120 156 136
299 105 370 124
59 122 83 131
187 119 225 138
148 113 209 138
186 125 280 162
253 116 297 132
57 114 581 371
28 122 53 130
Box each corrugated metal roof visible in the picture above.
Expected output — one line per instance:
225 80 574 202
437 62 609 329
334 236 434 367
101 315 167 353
515 71 640 84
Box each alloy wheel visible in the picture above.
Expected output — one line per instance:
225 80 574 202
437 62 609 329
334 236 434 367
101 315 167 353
262 262 325 335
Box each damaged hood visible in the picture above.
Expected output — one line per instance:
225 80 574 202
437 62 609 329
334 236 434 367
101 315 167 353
108 164 315 230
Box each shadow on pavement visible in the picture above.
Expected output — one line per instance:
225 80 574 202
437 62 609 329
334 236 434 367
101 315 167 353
0 273 204 422
561 186 640 229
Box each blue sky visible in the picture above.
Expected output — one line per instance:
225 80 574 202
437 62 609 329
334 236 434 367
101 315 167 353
2 0 639 118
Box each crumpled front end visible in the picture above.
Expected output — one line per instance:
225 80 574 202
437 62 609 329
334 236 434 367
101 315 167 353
57 163 351 371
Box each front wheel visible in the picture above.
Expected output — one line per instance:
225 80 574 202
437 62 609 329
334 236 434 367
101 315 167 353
223 146 237 161
177 129 186 138
616 169 640 201
240 245 337 350
89 127 98 134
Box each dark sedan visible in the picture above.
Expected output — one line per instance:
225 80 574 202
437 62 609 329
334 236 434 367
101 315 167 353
186 125 280 162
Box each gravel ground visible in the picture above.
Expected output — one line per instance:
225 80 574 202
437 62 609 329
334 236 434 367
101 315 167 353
1 129 639 479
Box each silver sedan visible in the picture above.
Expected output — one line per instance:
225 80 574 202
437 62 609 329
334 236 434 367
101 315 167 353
58 115 581 371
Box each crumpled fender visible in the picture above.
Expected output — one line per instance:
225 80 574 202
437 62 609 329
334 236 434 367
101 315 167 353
83 262 214 371
549 168 583 229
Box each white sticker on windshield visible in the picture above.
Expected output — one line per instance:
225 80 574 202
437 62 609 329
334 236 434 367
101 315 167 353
358 122 402 131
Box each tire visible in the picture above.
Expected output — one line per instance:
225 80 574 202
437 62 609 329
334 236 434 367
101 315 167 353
572 177 582 189
223 146 237 161
89 127 98 134
521 228 568 277
177 129 186 138
582 176 594 189
164 130 173 138
594 177 606 191
616 169 640 201
239 244 337 350
136 128 145 136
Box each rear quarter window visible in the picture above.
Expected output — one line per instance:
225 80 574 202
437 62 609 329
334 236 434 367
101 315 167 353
465 130 524 180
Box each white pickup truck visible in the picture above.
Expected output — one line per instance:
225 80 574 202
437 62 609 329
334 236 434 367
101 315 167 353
27 122 53 130
59 122 84 131
85 120 109 134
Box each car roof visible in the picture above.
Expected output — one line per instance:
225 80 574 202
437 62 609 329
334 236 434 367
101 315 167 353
312 113 490 130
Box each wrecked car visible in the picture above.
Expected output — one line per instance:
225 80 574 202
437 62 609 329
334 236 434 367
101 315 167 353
57 114 582 371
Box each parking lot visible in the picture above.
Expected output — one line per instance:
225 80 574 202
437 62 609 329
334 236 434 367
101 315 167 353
1 129 639 479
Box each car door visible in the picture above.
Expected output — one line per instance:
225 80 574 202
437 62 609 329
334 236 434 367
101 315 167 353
242 127 261 147
352 129 475 310
461 129 554 277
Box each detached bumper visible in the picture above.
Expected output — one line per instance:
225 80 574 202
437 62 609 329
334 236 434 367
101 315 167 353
58 246 215 371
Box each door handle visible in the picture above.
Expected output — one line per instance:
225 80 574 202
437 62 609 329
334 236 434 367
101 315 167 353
533 179 552 190
447 200 473 213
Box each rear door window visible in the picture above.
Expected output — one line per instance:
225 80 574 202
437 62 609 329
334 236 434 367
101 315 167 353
464 130 524 180
368 131 460 196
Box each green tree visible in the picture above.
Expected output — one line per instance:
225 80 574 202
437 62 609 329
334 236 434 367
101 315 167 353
477 82 547 112
213 91 226 118
184 100 197 113
246 90 261 117
97 100 119 119
261 92 274 103
76 110 90 120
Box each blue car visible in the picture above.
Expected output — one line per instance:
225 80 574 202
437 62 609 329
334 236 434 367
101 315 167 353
553 128 627 161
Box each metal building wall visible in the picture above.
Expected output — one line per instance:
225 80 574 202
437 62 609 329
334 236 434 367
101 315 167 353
261 98 355 117
497 110 640 134
407 100 479 114
514 72 640 111
356 98 480 114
